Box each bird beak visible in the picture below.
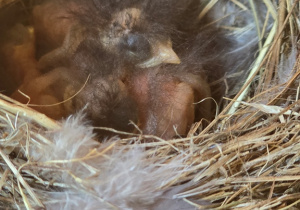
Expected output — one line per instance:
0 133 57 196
137 39 180 68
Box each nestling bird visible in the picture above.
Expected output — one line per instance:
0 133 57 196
3 0 256 139
2 21 137 133
17 0 202 137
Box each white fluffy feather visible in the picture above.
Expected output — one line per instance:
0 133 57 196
29 112 196 209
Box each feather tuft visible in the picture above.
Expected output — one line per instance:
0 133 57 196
28 112 195 209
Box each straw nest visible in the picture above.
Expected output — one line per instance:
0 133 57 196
0 0 300 209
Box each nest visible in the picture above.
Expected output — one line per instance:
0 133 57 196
0 0 300 209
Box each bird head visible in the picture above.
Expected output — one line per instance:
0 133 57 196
100 8 180 68
68 0 182 68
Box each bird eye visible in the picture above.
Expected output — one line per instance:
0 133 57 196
120 34 151 62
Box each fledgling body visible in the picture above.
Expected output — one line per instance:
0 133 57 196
3 0 258 139
22 0 195 137
1 23 136 132
29 0 215 139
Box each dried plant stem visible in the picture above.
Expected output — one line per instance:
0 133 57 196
0 149 44 208
226 22 277 115
262 0 277 19
250 0 263 50
198 0 218 21
0 96 60 130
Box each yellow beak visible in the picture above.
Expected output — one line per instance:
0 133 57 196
138 39 180 68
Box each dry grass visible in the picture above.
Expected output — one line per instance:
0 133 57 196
0 0 300 209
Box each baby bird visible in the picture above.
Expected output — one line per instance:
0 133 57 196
17 0 196 137
5 0 255 139
2 21 137 134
